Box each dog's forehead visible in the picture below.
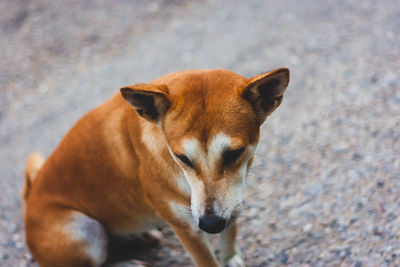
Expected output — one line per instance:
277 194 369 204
164 106 259 151
153 69 248 93
161 69 260 150
178 133 247 158
169 127 257 154
165 110 259 152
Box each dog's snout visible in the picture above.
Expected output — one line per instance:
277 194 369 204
205 204 214 215
199 215 226 234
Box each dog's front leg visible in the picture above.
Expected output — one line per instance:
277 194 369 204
216 223 245 267
171 225 220 267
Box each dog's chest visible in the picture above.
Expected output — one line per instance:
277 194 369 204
111 215 167 237
169 201 197 229
109 202 195 238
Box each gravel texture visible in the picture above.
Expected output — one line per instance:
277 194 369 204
1 0 399 266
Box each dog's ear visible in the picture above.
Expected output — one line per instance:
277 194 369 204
241 68 289 124
120 83 171 123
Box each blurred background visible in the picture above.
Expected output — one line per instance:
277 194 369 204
0 0 399 266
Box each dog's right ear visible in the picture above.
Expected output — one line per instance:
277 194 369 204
120 83 171 123
241 68 289 125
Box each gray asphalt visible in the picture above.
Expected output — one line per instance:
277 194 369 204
1 0 399 266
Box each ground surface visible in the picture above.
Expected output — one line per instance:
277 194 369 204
0 0 399 266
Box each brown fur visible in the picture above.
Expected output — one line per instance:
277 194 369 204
24 68 289 267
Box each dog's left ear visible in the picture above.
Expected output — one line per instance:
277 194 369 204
120 83 171 123
241 68 289 124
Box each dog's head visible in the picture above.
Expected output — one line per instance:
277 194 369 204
121 68 289 234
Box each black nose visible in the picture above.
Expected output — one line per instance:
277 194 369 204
199 215 226 234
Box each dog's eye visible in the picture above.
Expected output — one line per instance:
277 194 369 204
223 148 245 166
175 154 195 169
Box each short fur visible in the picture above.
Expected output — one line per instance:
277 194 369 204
24 68 289 267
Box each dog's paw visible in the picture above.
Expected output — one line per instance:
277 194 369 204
225 253 245 267
139 229 163 246
146 229 163 241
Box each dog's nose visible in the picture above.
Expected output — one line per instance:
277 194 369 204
199 215 226 234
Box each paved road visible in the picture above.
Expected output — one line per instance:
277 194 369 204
1 0 399 266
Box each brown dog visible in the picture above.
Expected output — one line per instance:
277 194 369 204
23 68 289 267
